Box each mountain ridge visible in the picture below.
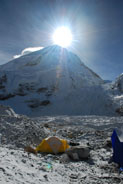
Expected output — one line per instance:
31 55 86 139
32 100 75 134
0 45 117 116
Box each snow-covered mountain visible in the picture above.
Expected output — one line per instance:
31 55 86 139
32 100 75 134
110 73 123 116
0 45 117 116
112 73 123 93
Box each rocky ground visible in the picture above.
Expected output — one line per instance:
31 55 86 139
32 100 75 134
0 114 123 184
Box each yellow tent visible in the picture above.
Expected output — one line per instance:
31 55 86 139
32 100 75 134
35 136 69 154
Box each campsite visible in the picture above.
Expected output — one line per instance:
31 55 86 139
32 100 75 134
0 110 123 184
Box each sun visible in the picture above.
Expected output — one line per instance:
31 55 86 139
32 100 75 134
52 26 73 48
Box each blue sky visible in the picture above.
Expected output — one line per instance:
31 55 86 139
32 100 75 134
0 0 123 80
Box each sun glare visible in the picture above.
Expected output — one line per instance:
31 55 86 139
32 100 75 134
52 26 73 48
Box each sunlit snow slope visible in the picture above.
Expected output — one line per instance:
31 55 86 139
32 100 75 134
0 45 117 116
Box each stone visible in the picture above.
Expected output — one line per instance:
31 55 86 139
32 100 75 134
70 152 79 161
60 153 71 163
103 138 112 148
66 146 90 160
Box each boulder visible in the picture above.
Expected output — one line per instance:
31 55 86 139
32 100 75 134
66 146 90 161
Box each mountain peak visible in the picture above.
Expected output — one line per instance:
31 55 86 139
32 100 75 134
0 45 117 117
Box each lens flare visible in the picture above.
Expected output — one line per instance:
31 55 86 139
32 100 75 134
52 26 73 48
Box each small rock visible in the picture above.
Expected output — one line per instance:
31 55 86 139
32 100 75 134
10 151 14 155
22 159 26 164
60 153 71 163
43 174 48 181
69 173 78 179
0 167 6 173
104 138 112 148
44 123 50 128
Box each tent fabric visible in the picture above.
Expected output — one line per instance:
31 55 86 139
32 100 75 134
35 136 69 154
111 130 123 167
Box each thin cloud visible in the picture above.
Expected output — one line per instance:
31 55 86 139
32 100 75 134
13 47 43 59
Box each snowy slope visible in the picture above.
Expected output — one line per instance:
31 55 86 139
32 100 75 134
0 45 117 116
109 73 123 115
112 73 123 94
